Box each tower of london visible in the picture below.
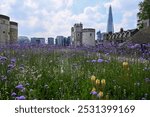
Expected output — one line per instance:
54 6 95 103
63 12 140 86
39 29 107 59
71 23 95 47
0 14 18 45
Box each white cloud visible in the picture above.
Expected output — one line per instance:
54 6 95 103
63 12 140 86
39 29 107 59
104 0 141 11
18 3 105 38
115 10 138 32
71 5 106 31
104 0 122 9
0 0 141 39
23 0 39 10
51 0 73 9
0 0 16 15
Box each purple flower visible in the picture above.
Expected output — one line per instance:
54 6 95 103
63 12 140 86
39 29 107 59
143 67 150 71
0 56 7 64
97 58 104 63
0 56 7 61
90 91 97 95
105 60 110 63
11 58 16 64
16 84 24 90
19 66 24 71
91 60 97 63
145 78 150 83
105 53 109 56
16 96 26 100
8 64 15 70
11 92 17 97
20 64 24 67
7 70 11 74
1 75 7 81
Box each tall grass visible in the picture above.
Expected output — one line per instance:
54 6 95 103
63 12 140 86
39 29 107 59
0 45 149 100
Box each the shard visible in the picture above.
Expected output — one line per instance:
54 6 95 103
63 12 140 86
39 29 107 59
107 5 114 33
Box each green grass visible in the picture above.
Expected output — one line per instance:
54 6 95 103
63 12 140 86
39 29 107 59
0 47 149 100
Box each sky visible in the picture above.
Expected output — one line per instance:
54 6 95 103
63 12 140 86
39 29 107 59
0 0 143 39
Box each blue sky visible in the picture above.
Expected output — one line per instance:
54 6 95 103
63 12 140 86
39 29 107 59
0 0 143 39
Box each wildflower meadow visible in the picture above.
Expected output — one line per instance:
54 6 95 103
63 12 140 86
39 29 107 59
0 44 149 100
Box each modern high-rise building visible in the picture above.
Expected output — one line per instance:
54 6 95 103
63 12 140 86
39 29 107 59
97 30 101 41
18 36 30 45
48 37 54 45
107 5 114 33
55 36 64 46
31 37 45 45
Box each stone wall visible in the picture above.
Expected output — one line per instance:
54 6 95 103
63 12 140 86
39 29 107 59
0 15 10 45
0 14 18 45
10 21 18 44
82 28 95 46
71 23 96 47
71 23 83 47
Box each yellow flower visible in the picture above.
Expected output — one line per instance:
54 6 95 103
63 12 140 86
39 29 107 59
101 79 106 86
91 87 96 92
123 62 129 69
98 91 103 97
91 75 96 81
96 79 100 85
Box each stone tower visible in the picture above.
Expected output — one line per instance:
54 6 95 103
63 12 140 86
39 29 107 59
82 28 95 46
10 21 18 44
0 14 10 45
71 23 83 47
107 5 114 33
0 14 18 45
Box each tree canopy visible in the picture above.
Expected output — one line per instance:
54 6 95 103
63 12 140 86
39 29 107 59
138 0 150 20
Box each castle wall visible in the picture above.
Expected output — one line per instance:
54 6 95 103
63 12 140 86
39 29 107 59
82 28 95 46
0 15 10 45
0 14 18 45
10 21 18 44
71 23 83 47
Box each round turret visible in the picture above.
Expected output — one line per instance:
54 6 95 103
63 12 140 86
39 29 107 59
10 21 18 44
0 14 10 44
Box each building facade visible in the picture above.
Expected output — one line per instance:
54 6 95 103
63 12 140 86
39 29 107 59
71 23 83 46
82 28 95 46
10 21 18 44
18 36 30 45
105 29 139 43
64 36 71 46
31 37 45 45
55 36 64 46
97 30 102 41
71 23 95 47
48 37 54 45
0 14 18 45
137 17 150 29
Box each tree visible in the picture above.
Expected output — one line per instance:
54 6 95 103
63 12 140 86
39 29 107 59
138 0 150 28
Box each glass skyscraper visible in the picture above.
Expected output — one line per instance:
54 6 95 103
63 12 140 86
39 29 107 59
107 5 114 33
